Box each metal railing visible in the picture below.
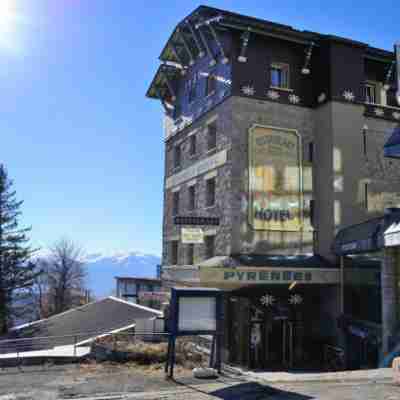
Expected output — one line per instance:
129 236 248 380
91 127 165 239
0 330 170 372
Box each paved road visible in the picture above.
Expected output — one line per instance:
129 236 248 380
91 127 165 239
0 365 400 399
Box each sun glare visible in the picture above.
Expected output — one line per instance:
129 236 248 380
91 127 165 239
0 0 21 52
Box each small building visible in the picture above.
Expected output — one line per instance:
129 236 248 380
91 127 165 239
146 5 400 370
1 297 163 360
115 277 166 308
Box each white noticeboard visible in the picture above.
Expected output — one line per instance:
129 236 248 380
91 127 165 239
178 297 216 331
181 228 204 244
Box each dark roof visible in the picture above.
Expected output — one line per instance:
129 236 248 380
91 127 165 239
1 297 162 353
231 254 334 269
147 6 395 101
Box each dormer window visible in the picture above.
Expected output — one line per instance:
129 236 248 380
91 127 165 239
365 83 377 104
364 81 387 106
270 63 290 89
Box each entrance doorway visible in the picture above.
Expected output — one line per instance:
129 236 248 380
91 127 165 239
250 315 302 370
227 284 339 371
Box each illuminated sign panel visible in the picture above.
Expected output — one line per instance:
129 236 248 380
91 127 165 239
249 125 303 231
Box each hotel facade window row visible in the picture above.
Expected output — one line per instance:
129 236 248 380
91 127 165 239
147 6 400 371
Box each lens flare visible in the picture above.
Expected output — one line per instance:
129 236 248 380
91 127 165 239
0 0 22 53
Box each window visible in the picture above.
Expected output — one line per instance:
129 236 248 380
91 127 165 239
172 191 180 215
204 235 215 259
189 134 196 156
207 121 217 151
270 63 290 89
174 145 181 169
362 127 367 156
188 185 196 210
206 73 216 96
206 178 216 207
171 240 179 265
365 83 376 104
188 73 198 103
187 244 194 265
309 142 314 163
364 182 369 210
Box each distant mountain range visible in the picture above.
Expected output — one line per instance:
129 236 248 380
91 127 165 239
84 251 161 298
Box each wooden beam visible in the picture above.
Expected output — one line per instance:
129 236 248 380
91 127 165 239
207 23 228 64
154 86 171 114
161 69 177 101
197 26 216 66
176 28 195 66
185 20 205 58
169 42 187 74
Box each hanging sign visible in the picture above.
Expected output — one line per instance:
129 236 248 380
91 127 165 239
181 227 204 244
248 125 303 231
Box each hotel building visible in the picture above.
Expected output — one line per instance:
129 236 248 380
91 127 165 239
147 6 400 370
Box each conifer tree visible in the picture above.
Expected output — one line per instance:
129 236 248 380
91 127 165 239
0 164 37 333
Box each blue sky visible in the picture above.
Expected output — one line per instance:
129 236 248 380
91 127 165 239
0 0 398 256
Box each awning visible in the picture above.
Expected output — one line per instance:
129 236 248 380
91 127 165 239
384 221 400 247
384 127 400 159
333 217 383 255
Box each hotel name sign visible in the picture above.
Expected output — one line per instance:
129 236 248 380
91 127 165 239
200 267 340 285
166 149 227 189
248 125 304 232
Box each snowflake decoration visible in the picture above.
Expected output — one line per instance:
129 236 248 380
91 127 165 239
318 93 326 103
241 85 255 96
343 90 355 102
260 294 275 307
267 90 280 100
374 108 384 117
289 294 303 305
288 94 300 104
393 111 400 120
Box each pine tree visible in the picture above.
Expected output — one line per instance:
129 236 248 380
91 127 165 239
0 164 38 333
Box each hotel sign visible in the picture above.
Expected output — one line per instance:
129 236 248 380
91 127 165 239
200 267 340 285
166 149 227 189
249 125 303 231
181 228 204 244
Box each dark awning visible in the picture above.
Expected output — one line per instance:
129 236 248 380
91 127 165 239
333 217 383 255
334 209 400 255
384 127 400 159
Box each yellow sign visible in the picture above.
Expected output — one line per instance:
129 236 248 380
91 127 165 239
249 125 303 231
200 267 340 285
181 228 204 244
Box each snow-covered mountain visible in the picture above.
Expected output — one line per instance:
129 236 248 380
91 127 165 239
83 251 161 298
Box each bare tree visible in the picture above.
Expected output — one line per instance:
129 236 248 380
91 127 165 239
46 239 87 315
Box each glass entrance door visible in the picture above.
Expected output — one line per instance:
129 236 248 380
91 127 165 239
250 317 299 370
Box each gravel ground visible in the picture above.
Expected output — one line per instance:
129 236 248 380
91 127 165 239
0 363 400 399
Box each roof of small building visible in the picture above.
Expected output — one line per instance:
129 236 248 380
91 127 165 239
2 297 162 353
114 276 161 283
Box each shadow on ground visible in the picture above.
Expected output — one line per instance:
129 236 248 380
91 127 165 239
174 377 314 400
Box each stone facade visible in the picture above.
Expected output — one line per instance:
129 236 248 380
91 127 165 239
162 95 400 268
